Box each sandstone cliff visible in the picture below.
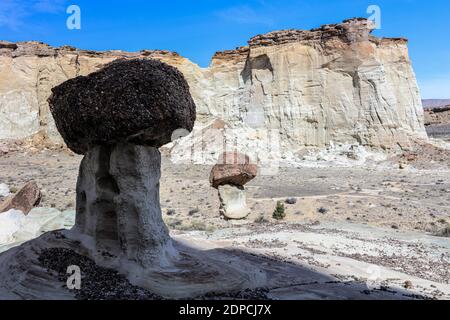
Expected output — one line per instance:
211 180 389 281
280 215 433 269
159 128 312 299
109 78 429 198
0 18 427 153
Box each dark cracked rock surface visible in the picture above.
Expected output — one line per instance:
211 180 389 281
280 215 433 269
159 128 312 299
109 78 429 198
198 287 270 300
38 248 163 300
48 59 196 154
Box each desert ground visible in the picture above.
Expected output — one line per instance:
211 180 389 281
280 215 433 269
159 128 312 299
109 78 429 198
0 139 449 299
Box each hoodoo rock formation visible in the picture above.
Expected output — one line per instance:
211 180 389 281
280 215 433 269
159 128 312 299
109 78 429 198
210 152 257 219
1 58 333 299
0 18 427 157
48 59 195 266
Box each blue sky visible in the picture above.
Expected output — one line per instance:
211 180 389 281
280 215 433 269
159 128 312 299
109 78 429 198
0 0 448 98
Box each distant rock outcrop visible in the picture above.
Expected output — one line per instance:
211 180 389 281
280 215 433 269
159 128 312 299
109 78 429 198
0 18 427 155
422 99 450 109
424 105 450 141
424 106 450 125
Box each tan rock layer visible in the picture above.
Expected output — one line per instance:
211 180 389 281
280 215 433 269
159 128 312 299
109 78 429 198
0 18 427 151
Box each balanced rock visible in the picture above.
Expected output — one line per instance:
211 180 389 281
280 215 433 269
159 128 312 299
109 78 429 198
48 59 196 154
48 59 197 267
0 181 41 215
210 152 257 189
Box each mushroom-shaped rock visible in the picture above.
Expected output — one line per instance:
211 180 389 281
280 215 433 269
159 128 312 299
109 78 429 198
209 152 257 189
210 152 257 219
48 59 196 155
48 59 196 267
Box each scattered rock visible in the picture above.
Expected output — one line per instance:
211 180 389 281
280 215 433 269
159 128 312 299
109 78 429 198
399 162 407 169
0 181 41 215
166 209 176 216
285 197 297 204
9 186 18 194
218 184 250 219
404 280 413 289
188 208 199 216
0 144 9 155
318 207 328 214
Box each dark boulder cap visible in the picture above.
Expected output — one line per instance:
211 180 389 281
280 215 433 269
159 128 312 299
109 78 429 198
48 59 196 154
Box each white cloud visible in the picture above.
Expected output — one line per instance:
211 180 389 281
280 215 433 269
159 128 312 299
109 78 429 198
418 76 450 99
215 5 276 27
33 0 66 13
0 0 26 30
0 0 66 30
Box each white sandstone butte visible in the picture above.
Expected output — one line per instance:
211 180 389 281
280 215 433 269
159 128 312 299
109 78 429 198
0 18 427 153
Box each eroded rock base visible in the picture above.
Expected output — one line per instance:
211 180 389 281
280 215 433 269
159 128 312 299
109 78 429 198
218 185 250 219
74 144 173 267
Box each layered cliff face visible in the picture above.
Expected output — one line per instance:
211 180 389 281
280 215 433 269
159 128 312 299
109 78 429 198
0 42 201 144
0 18 427 154
203 18 426 151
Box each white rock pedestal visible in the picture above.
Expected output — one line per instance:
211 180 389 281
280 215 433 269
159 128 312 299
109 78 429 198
74 143 175 267
218 184 250 219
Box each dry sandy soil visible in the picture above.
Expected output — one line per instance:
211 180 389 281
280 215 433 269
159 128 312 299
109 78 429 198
0 146 449 235
0 142 449 299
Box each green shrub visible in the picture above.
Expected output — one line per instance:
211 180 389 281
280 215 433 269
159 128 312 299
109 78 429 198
273 201 286 220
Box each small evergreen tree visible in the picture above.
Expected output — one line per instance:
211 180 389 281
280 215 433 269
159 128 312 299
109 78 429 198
273 201 286 220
